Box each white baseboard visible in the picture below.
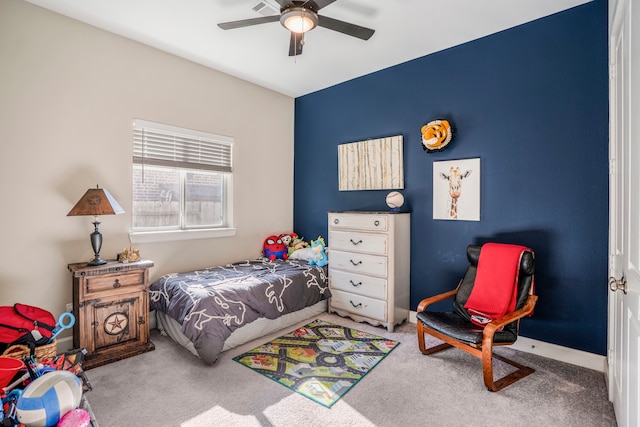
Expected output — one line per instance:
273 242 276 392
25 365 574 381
57 311 604 373
409 311 606 373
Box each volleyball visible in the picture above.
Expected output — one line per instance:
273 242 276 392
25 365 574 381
386 191 405 209
16 370 82 427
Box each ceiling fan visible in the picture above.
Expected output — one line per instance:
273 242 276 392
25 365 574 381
217 0 375 56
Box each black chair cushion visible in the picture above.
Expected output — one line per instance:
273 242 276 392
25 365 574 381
416 311 518 345
418 244 535 344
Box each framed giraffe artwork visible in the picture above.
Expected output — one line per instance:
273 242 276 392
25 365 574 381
433 157 480 221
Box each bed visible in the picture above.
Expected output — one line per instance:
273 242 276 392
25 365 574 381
149 258 330 364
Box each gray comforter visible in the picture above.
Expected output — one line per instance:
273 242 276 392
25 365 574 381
149 258 330 364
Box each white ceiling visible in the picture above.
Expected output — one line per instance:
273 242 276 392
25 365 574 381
26 0 591 98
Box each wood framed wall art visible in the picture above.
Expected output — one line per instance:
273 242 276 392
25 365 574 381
338 135 404 191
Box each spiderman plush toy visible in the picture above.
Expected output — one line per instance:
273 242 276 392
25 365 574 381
263 235 288 260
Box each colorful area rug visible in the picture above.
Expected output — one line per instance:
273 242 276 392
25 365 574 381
233 319 399 407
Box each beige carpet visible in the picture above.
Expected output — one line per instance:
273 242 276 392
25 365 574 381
85 313 616 427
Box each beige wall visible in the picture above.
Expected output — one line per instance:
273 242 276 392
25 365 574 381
0 1 295 321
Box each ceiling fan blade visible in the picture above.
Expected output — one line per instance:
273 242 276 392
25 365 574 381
288 31 304 56
317 15 374 40
308 0 337 11
218 15 279 30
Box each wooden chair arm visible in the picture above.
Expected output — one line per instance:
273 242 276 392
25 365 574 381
416 282 461 312
483 295 538 338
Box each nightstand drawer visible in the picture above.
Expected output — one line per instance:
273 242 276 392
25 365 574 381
329 231 388 255
329 270 387 300
329 250 387 277
330 289 386 322
329 213 388 231
85 271 145 294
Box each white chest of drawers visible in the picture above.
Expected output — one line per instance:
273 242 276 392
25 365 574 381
327 211 410 332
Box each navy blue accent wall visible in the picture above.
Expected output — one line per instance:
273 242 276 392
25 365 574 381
293 1 608 355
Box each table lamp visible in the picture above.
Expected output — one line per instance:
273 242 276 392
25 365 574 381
68 185 124 266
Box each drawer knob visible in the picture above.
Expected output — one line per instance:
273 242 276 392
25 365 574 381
334 219 339 224
113 279 122 288
349 300 363 308
350 239 363 245
349 260 363 266
350 280 362 287
374 220 380 226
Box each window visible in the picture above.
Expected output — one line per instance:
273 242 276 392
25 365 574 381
131 119 234 241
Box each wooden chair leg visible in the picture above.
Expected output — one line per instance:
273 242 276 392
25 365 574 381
417 321 452 355
419 321 534 391
482 345 535 392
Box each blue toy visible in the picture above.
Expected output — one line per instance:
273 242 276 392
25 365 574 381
47 312 75 344
308 237 328 267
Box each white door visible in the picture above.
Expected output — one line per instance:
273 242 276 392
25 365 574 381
608 0 640 426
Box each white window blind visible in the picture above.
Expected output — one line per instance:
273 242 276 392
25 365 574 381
133 119 232 173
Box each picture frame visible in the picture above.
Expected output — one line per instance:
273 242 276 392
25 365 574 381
338 135 404 191
433 157 480 221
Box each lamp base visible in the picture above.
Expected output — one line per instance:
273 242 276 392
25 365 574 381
88 220 107 266
87 257 108 266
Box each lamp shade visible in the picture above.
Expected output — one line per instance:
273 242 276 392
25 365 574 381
280 7 318 33
67 186 124 217
68 186 124 266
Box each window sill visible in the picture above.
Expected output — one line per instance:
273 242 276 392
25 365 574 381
129 228 237 244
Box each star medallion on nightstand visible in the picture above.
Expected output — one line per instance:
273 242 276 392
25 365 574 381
105 312 128 335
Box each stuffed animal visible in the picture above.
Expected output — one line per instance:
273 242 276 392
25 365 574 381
288 234 309 256
308 236 328 267
263 235 288 260
279 233 293 247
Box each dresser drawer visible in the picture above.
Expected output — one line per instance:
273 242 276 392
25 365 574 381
329 270 387 300
85 272 145 294
329 250 387 277
329 231 388 255
330 289 386 322
329 213 388 231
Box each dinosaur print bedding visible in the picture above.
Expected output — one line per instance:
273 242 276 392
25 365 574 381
149 258 330 364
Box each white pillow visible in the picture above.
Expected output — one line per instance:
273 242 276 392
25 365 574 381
289 247 316 261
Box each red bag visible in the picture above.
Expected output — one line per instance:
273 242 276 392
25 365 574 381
0 303 56 353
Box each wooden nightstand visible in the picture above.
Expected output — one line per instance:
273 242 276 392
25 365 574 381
68 259 155 369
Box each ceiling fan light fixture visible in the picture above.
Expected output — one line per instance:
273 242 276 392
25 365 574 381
280 7 318 33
